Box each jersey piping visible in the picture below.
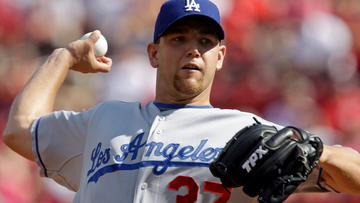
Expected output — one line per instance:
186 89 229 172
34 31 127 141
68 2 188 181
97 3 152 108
35 116 48 177
153 102 213 111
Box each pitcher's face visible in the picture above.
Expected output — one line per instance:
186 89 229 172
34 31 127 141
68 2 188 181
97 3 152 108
148 20 226 104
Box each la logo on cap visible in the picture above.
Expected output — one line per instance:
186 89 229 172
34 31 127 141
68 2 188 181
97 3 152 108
185 0 200 12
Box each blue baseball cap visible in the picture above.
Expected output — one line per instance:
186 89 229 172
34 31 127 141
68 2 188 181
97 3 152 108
153 0 225 43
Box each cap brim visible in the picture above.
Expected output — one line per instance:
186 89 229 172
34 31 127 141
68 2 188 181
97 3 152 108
154 15 225 43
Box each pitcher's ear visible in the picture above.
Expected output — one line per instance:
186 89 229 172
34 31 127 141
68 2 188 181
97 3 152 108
216 45 226 71
147 42 159 68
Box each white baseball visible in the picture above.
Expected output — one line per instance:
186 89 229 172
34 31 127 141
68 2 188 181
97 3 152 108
80 32 108 57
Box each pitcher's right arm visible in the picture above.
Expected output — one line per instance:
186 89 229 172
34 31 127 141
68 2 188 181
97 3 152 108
2 31 112 161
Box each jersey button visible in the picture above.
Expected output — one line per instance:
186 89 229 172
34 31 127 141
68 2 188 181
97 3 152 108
141 183 148 190
156 129 163 134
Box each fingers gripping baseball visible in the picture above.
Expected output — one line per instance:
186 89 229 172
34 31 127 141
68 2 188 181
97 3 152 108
66 30 112 73
209 122 323 203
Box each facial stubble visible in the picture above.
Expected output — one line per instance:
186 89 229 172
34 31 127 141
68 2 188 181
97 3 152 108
173 74 204 96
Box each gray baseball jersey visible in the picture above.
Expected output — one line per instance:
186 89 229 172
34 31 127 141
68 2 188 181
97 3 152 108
30 101 329 203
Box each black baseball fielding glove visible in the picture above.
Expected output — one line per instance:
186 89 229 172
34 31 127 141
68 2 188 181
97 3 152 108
209 118 323 203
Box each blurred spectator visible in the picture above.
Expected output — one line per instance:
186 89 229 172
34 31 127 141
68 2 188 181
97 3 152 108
100 46 156 104
263 71 319 128
0 0 25 45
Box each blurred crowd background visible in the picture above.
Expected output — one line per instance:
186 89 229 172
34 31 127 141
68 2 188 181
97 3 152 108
0 0 360 202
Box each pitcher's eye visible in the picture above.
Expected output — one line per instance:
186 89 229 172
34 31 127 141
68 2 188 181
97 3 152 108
201 38 211 44
174 37 185 42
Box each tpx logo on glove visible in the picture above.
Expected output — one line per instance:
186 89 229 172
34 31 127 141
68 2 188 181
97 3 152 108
242 145 269 173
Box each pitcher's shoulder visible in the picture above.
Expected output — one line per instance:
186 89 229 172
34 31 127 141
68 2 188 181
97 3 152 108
92 100 142 111
213 108 282 128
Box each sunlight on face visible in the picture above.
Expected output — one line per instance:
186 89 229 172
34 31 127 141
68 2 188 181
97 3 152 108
173 73 205 95
157 20 222 99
